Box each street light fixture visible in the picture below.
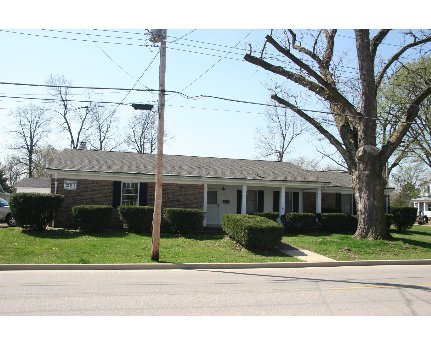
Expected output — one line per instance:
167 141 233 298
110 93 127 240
131 103 154 111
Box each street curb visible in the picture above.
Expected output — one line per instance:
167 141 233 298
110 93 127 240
1 260 431 271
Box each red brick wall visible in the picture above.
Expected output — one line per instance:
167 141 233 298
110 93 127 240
52 178 119 228
147 183 204 209
52 178 204 228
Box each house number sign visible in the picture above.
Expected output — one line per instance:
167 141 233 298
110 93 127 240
64 181 77 190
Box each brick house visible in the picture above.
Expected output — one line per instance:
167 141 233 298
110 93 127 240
46 148 388 228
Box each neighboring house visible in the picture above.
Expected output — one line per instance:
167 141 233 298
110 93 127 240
46 149 392 228
411 180 431 217
15 178 51 194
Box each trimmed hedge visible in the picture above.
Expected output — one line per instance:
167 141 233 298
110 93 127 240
118 206 153 233
9 193 64 230
390 206 417 231
283 213 319 232
253 212 279 222
163 208 204 235
385 214 394 231
320 213 357 233
221 214 283 250
72 205 112 231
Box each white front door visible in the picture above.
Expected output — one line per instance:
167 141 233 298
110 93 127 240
206 190 219 224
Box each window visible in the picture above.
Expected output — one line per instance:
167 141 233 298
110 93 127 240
428 203 431 212
121 182 139 206
207 191 217 205
246 190 258 214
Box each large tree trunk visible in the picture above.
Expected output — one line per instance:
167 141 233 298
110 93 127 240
352 145 390 239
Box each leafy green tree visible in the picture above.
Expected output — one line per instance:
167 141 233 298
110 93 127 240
245 30 431 239
378 57 431 170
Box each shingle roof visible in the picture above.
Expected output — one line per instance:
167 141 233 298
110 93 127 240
312 170 352 188
15 177 51 188
47 149 353 187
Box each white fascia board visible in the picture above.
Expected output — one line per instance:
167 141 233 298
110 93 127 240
46 169 332 189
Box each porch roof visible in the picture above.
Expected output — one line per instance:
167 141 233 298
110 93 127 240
46 149 353 188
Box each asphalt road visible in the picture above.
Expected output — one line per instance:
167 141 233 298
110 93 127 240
0 265 430 315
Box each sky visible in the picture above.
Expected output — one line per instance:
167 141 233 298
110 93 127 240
0 1 430 167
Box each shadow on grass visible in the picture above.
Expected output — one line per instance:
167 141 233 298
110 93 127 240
393 236 431 251
390 228 431 237
21 228 128 239
285 230 355 238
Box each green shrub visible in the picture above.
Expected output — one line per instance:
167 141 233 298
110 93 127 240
253 212 279 222
9 193 64 230
163 208 204 235
385 213 394 231
390 206 417 231
320 213 357 233
72 205 112 231
221 214 283 250
283 213 319 233
118 206 153 233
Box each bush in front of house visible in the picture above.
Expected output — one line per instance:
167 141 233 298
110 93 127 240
9 193 64 230
283 213 319 233
389 206 417 231
118 206 154 233
221 214 283 250
385 213 394 231
163 208 204 235
253 212 280 222
320 213 358 233
72 205 112 231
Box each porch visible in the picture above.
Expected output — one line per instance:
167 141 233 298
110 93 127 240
202 183 354 226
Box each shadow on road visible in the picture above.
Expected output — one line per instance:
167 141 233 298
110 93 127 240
196 268 431 292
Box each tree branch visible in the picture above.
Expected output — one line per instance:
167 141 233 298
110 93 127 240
271 94 355 168
288 29 322 64
265 34 361 118
244 54 331 100
380 85 431 162
375 34 431 89
370 29 391 58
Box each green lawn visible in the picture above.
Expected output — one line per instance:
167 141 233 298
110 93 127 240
283 225 431 261
0 227 298 264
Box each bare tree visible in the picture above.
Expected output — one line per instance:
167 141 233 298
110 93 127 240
33 145 59 178
46 74 92 149
244 29 431 240
255 101 304 161
9 104 50 177
126 110 158 154
86 103 120 151
1 155 25 188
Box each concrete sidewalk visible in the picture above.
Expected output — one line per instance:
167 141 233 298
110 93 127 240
278 243 336 262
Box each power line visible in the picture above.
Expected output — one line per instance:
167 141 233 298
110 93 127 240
179 31 253 93
0 85 419 125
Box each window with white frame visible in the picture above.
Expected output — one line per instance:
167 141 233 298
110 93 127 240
428 203 431 211
121 182 139 206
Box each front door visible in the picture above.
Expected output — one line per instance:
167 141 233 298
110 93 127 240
206 190 219 224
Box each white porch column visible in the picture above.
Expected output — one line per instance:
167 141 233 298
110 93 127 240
280 186 286 216
203 184 208 226
298 190 304 213
241 185 247 214
316 187 322 213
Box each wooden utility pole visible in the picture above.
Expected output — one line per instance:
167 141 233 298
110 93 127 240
151 29 167 261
